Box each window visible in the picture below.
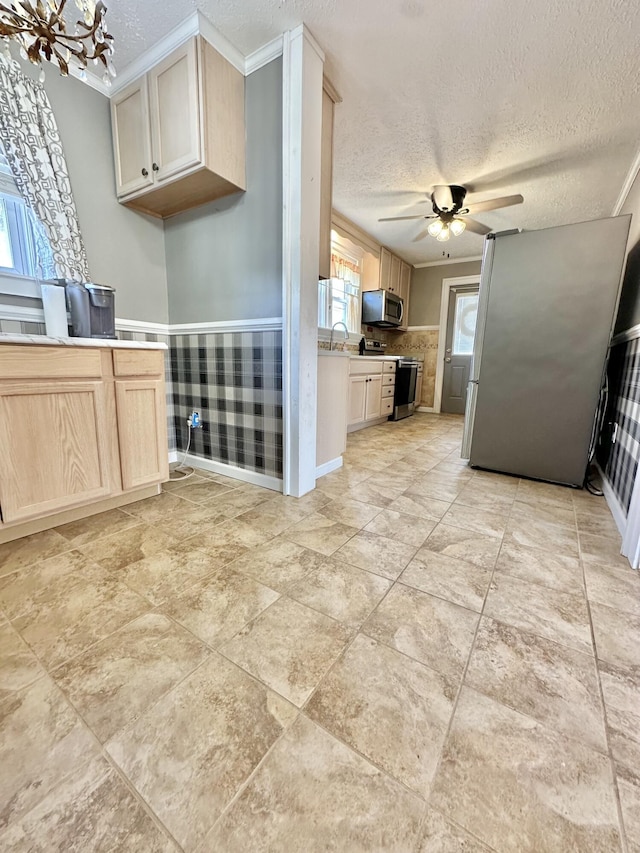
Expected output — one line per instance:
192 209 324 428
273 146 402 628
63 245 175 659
0 143 54 284
318 233 363 336
452 291 479 355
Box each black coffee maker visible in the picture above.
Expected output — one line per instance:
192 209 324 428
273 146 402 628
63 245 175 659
65 281 116 339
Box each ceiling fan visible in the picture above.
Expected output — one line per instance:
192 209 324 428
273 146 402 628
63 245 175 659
378 185 524 242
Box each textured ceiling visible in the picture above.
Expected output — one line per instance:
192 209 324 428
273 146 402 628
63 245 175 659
106 0 640 264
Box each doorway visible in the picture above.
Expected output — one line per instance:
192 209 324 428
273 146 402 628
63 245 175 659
434 275 480 414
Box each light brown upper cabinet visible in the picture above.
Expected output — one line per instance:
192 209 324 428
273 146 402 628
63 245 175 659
377 247 411 331
111 36 246 219
111 78 154 198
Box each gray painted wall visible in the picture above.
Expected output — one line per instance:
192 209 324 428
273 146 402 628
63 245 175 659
614 169 640 335
409 260 482 325
165 58 283 324
1 56 168 324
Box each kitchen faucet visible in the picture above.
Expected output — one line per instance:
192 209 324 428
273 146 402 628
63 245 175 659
330 321 349 351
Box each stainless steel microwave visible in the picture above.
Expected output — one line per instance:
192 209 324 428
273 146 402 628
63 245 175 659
361 289 404 328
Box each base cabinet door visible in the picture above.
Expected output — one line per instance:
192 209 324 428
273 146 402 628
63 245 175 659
365 375 383 420
115 379 169 490
0 382 111 523
348 375 367 426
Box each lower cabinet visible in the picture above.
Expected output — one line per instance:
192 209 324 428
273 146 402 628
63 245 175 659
115 379 169 489
0 381 111 523
364 375 383 420
348 360 396 430
349 374 383 425
348 375 367 425
0 344 168 535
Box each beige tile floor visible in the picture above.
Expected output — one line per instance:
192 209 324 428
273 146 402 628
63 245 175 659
1 413 639 851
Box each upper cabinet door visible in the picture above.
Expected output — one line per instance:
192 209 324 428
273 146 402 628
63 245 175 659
148 39 202 183
379 247 392 290
111 78 153 198
389 255 401 293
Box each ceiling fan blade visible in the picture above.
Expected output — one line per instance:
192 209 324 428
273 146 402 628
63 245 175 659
412 226 432 242
463 194 524 215
464 217 492 236
378 215 429 222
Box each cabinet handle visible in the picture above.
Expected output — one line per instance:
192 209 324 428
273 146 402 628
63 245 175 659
152 162 159 172
141 167 148 177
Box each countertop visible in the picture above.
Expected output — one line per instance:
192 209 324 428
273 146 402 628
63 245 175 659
0 333 168 350
318 351 424 362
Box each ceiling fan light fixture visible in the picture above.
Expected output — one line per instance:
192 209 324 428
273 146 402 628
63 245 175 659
450 218 466 236
427 219 444 237
436 225 450 242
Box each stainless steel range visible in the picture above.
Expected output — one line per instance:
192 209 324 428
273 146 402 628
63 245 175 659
391 358 420 421
360 340 418 421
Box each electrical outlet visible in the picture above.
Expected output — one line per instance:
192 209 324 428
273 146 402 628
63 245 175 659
187 410 203 429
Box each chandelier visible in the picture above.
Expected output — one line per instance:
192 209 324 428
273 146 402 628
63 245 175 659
0 0 115 84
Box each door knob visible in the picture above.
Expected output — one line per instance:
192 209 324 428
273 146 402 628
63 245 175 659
445 357 452 363
152 162 159 172
141 167 148 177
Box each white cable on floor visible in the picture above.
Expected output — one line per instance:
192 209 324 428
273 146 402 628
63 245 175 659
169 424 196 481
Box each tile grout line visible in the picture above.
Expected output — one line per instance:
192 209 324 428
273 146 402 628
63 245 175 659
0 671 187 852
576 522 630 853
413 483 511 850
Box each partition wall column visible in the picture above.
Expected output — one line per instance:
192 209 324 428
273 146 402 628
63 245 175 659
281 25 324 496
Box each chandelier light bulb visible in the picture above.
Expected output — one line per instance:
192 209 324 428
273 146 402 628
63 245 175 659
450 218 466 236
427 219 444 237
436 225 450 242
0 0 115 78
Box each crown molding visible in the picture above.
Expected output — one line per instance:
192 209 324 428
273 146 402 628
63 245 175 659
612 144 640 216
245 35 284 75
413 255 483 269
331 210 381 256
322 74 342 104
69 64 111 97
108 13 282 96
289 23 325 63
109 14 199 95
195 10 245 74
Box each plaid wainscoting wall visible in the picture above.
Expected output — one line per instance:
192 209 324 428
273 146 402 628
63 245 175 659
0 318 45 334
601 337 640 512
170 330 283 479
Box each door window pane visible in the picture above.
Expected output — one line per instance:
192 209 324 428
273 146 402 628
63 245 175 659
452 292 478 355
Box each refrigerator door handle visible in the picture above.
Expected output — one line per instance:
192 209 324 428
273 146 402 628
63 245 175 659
461 379 478 460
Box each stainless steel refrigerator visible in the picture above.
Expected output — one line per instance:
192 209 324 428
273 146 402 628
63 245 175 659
461 215 631 486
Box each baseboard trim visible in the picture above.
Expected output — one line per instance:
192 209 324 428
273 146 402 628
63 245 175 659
347 416 389 433
416 406 436 413
0 485 161 545
316 456 343 478
597 464 627 537
179 453 282 492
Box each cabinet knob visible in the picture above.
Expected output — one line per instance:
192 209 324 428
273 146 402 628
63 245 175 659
141 167 148 177
152 162 159 172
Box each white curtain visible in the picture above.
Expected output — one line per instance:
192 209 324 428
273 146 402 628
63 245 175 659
0 54 90 282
